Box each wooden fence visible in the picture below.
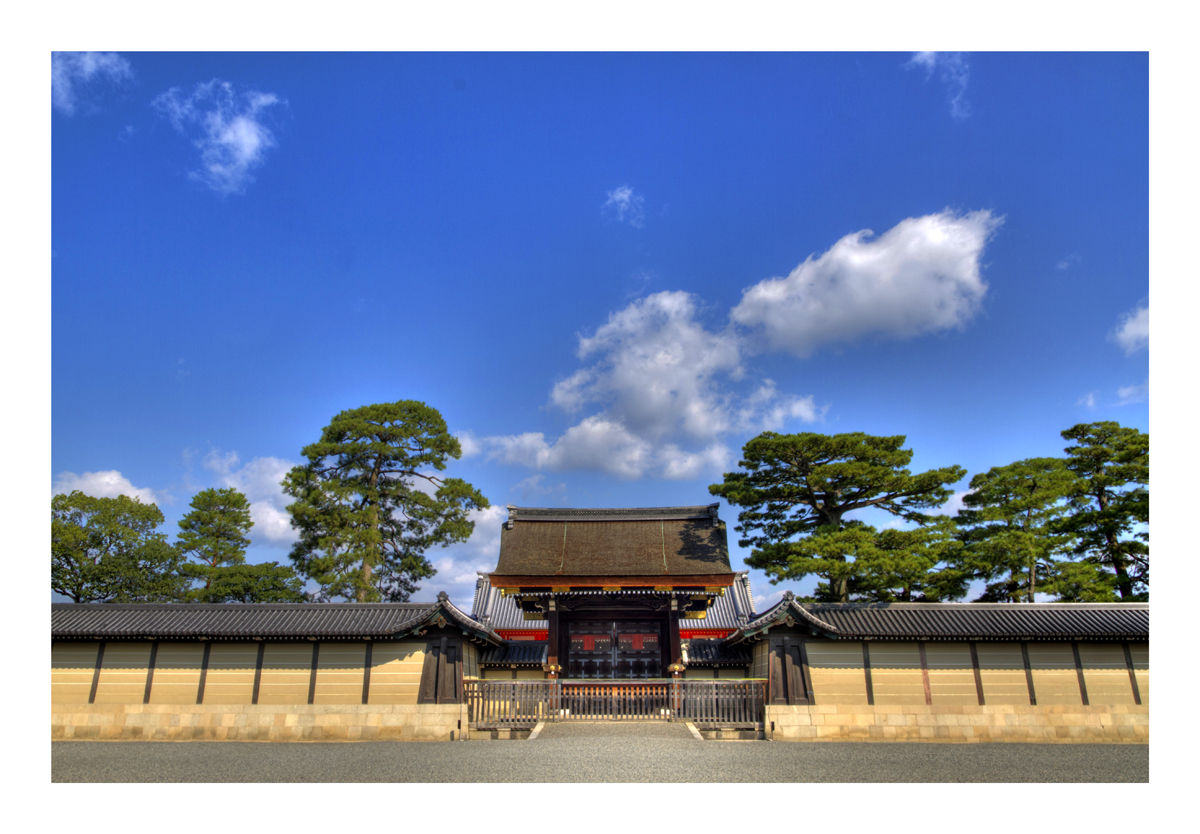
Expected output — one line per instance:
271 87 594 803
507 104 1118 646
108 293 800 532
464 679 767 729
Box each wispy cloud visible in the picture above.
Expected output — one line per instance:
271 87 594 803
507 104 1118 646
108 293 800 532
907 52 971 119
52 470 162 505
1117 378 1149 405
1056 253 1081 271
52 52 133 115
732 209 1002 357
1077 392 1097 409
153 79 286 194
603 184 646 228
1111 302 1149 354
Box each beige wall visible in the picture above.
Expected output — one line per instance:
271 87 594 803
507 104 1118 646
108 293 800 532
93 642 152 705
806 641 868 705
1027 642 1083 706
1078 643 1136 706
52 642 99 704
868 642 925 706
685 667 715 679
149 643 205 705
314 643 367 706
766 703 1148 743
925 643 978 706
462 642 479 680
203 643 259 705
975 643 1030 705
367 641 425 705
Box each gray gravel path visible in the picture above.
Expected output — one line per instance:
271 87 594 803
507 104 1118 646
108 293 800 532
52 725 1147 782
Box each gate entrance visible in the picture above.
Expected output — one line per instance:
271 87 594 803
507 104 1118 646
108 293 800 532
566 621 662 679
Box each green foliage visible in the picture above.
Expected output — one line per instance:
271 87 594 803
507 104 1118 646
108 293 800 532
1057 422 1149 599
52 491 185 603
187 562 307 603
710 431 965 601
956 457 1081 603
176 487 254 588
283 400 489 602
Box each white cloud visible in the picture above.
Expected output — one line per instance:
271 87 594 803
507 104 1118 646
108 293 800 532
925 489 974 518
455 431 481 458
1117 378 1149 405
487 417 653 479
732 209 1001 358
1057 254 1081 271
153 79 285 194
1112 302 1149 354
209 454 298 545
603 184 646 228
53 470 161 505
52 52 133 115
736 380 822 433
552 291 743 440
906 52 971 119
1077 392 1096 409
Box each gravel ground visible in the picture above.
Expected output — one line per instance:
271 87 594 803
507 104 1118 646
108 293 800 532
52 723 1148 783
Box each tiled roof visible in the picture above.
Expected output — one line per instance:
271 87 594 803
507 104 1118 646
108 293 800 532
682 639 751 666
493 505 731 577
728 593 1150 643
51 594 502 643
471 571 756 632
479 642 549 666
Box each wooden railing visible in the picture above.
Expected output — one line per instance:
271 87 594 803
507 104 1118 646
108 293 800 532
464 679 767 729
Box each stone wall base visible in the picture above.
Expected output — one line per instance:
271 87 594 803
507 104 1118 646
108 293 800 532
51 703 465 741
764 703 1148 743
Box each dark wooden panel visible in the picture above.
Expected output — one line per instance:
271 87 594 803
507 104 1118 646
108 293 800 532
251 642 266 705
969 641 985 706
862 642 874 706
1071 641 1090 706
88 641 106 705
307 642 320 706
361 641 373 706
1020 641 1036 706
1122 641 1142 706
917 641 932 706
196 642 211 705
797 638 815 705
142 641 159 705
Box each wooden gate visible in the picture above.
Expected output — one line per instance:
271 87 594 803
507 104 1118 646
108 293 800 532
464 680 766 729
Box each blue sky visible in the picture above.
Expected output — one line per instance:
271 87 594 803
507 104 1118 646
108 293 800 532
51 52 1149 608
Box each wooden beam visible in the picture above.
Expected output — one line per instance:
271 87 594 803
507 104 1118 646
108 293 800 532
546 606 560 678
862 642 875 706
88 641 106 705
251 642 266 705
489 573 736 588
361 641 373 706
797 638 815 705
142 641 159 705
1071 641 1089 706
969 641 985 706
436 636 449 704
307 642 320 706
917 641 932 706
1020 641 1037 706
1122 641 1142 706
196 642 211 705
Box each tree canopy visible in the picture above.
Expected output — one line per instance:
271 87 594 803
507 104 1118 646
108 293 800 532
282 400 489 602
1057 422 1149 599
52 491 184 603
955 457 1081 602
176 487 306 603
709 431 965 601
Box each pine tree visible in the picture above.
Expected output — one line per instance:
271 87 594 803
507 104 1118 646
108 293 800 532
1057 422 1149 599
709 431 965 602
282 400 489 602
